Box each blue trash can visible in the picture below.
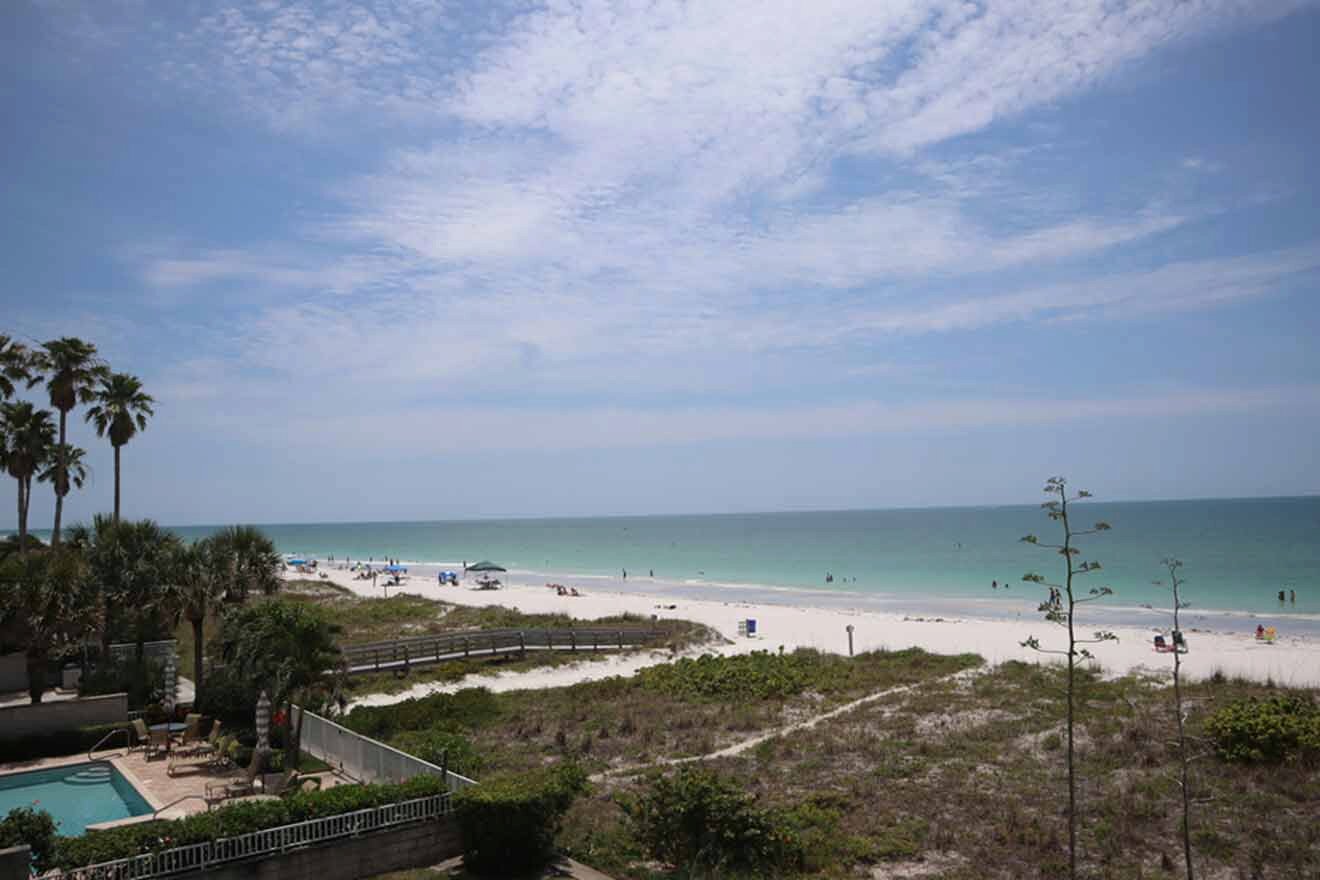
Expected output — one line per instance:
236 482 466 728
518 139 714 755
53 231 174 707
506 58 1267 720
746 618 757 635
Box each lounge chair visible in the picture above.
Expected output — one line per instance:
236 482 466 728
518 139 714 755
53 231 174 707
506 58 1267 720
133 719 168 759
205 749 263 807
266 769 323 797
168 720 222 776
1172 630 1189 654
1153 634 1175 653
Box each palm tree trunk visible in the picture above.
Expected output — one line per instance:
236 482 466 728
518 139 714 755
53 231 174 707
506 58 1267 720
191 617 206 706
14 477 24 560
26 649 47 704
113 443 122 523
52 410 67 547
53 491 64 550
17 477 29 560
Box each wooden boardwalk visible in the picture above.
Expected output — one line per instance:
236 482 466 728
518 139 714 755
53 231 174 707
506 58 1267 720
341 627 664 676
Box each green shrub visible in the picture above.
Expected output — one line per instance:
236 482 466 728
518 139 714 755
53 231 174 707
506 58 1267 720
343 687 501 741
390 729 484 777
1204 695 1320 764
636 650 821 700
50 775 452 870
620 765 803 874
454 764 587 875
0 722 135 764
0 807 58 871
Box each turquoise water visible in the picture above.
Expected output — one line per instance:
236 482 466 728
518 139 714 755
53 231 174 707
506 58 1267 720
0 762 153 836
165 497 1320 620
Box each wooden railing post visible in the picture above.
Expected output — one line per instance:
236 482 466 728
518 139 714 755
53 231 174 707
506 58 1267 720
519 631 526 658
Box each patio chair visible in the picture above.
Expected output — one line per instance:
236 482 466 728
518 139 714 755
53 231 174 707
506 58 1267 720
205 749 264 808
148 727 171 759
130 719 151 754
168 720 223 776
174 714 203 748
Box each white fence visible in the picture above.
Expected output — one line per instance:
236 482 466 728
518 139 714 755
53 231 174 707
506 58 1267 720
296 707 478 791
42 792 452 880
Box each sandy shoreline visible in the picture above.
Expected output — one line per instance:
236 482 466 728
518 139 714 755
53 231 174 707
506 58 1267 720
291 561 1320 704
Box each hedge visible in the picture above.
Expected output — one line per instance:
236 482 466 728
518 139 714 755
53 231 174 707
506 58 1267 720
454 764 587 875
51 774 452 871
0 722 135 764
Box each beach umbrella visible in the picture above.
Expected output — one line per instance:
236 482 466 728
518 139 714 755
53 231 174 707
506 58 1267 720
287 558 307 566
385 564 408 573
467 560 506 572
255 690 271 754
162 652 177 717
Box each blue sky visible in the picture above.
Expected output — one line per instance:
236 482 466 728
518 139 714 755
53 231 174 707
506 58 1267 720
3 0 1319 527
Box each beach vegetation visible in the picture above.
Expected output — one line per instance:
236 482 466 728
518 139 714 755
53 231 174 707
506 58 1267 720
34 338 108 545
621 764 805 876
1017 476 1116 880
1154 557 1197 879
389 728 485 777
453 763 588 875
1204 694 1320 764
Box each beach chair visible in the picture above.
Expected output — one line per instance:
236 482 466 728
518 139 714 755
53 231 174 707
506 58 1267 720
1153 634 1175 653
174 713 202 748
266 769 323 798
1172 631 1189 654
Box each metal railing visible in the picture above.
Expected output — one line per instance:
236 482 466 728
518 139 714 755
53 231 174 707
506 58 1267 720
43 792 453 880
87 727 132 763
296 707 477 791
105 640 177 664
340 626 663 674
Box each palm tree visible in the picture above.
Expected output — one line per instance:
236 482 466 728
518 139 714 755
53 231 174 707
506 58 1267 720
0 335 35 401
0 549 102 703
165 538 232 706
38 444 88 547
37 338 107 547
0 402 55 561
71 515 179 661
84 372 153 524
213 525 283 602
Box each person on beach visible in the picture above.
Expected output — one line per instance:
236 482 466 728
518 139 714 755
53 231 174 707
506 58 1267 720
649 569 654 577
1291 589 1297 603
622 568 627 580
1278 590 1286 602
992 580 998 590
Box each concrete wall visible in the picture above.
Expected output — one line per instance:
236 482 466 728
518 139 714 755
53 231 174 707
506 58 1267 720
0 692 127 738
0 845 30 880
194 818 462 880
0 653 26 692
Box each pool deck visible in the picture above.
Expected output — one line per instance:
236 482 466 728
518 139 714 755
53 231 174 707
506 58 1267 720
0 747 349 822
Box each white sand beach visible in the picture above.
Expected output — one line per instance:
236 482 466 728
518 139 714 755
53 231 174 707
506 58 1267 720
295 565 1320 706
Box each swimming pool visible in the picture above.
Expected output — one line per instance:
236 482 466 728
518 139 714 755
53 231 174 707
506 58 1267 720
0 762 153 837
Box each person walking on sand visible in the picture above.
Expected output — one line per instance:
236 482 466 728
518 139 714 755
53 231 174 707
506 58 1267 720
622 568 627 580
1291 589 1297 603
992 580 998 590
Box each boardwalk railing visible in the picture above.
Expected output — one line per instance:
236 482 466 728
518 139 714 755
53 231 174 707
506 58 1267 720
339 626 663 674
42 792 453 880
296 707 478 791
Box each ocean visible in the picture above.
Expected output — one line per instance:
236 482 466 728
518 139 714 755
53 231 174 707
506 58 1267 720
156 497 1320 630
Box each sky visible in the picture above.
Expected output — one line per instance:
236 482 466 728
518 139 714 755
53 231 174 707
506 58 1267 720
3 0 1319 527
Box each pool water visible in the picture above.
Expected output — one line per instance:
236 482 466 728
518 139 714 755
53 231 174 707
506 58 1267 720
0 762 153 836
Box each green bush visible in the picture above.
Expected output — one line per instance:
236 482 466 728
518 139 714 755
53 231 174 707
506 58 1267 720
454 764 587 875
389 729 484 777
0 722 135 764
343 687 501 741
620 765 803 874
1204 695 1320 764
636 650 826 700
50 775 451 870
0 807 58 871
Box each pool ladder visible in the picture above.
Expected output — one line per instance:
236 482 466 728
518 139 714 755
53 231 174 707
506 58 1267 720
87 727 132 763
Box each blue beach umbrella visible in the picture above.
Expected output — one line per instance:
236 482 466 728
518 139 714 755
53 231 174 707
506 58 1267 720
287 558 307 566
385 564 407 573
